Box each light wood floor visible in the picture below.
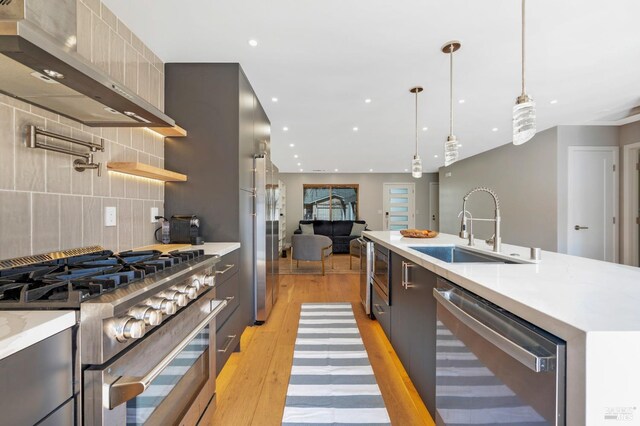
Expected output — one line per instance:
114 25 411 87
206 273 435 426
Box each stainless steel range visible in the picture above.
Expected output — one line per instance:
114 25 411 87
0 246 228 426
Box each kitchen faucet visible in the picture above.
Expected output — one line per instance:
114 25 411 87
459 187 501 252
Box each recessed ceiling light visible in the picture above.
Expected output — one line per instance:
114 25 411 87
365 99 372 103
334 168 339 172
492 127 499 132
434 154 439 158
422 127 428 131
550 99 558 104
369 168 373 172
294 154 299 158
283 126 289 131
289 143 295 148
271 97 278 102
248 39 258 47
458 99 465 104
404 168 409 172
299 168 303 172
297 162 301 166
353 127 359 132
458 144 463 147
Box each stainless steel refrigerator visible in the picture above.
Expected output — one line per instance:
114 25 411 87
254 153 280 323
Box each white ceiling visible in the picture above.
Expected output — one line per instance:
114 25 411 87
103 0 640 173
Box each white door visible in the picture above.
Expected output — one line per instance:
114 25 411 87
567 147 618 262
429 182 439 231
623 143 640 266
382 183 415 231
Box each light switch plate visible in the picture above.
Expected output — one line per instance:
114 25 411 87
151 207 159 223
105 206 117 227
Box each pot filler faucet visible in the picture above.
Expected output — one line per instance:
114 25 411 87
459 187 501 252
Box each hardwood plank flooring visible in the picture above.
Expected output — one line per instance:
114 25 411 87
208 273 434 426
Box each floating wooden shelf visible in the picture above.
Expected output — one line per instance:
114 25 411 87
147 124 187 137
107 162 187 182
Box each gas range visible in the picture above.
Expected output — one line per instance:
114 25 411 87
0 246 228 425
0 246 209 309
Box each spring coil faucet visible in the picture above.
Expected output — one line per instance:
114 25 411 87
459 187 501 252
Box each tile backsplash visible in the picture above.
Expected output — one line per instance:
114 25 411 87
0 0 170 260
0 95 165 259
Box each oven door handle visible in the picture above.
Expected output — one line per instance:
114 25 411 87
433 288 556 373
109 299 228 409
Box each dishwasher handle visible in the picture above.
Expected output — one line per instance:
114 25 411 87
433 288 556 373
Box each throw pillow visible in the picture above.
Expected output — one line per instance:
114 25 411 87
350 222 366 236
300 223 315 235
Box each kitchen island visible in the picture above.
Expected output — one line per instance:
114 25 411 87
364 230 640 425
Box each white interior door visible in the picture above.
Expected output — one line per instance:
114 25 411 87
623 143 640 266
429 182 439 231
382 183 415 231
567 147 618 262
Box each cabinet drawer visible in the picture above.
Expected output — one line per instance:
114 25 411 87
214 250 239 286
215 271 239 329
216 307 244 375
372 283 391 340
0 328 73 426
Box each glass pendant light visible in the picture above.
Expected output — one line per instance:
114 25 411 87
513 0 536 145
410 86 423 178
442 41 461 166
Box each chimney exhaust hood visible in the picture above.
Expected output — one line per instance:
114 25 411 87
0 0 176 128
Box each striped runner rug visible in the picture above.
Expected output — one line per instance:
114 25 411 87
282 303 391 426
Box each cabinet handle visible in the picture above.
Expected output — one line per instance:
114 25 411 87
216 264 235 275
401 261 415 289
225 296 235 302
374 304 385 315
218 334 237 353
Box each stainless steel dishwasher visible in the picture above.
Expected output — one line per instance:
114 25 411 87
433 278 566 425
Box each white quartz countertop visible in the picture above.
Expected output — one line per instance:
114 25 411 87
196 242 240 257
363 231 640 337
0 311 76 361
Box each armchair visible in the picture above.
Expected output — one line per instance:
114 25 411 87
290 234 333 275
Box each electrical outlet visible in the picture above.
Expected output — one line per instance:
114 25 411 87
105 207 117 227
151 207 159 223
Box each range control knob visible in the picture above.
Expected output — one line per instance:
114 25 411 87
112 316 146 342
146 297 178 316
161 290 189 307
191 278 203 291
129 305 163 326
203 273 216 288
173 284 197 300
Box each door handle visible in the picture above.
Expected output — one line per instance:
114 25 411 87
574 225 589 230
218 335 237 353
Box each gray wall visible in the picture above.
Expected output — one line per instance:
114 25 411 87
438 127 559 251
555 126 620 253
278 172 438 242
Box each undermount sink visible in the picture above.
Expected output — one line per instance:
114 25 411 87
409 246 524 264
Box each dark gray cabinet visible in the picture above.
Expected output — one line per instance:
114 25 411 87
165 64 269 372
390 252 437 416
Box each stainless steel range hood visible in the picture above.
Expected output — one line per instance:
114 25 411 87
0 0 175 128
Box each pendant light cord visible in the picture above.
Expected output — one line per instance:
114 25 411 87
522 0 526 95
415 90 418 155
449 45 454 136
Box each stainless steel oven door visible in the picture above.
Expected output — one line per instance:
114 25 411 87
372 244 389 302
433 279 565 425
358 238 373 315
84 296 227 426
